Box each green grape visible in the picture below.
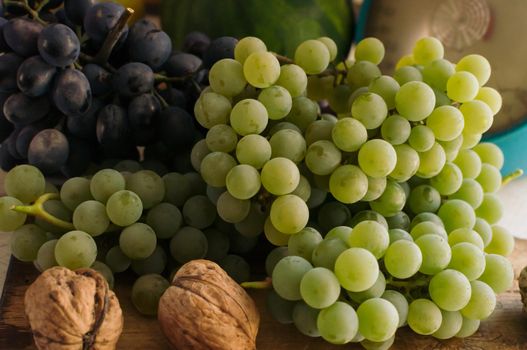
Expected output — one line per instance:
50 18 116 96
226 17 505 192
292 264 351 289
381 290 409 327
114 160 142 173
305 140 341 176
258 86 292 120
4 165 45 203
90 169 126 203
305 119 334 146
370 180 406 217
422 58 455 91
348 272 386 303
347 61 381 90
456 54 491 86
306 75 334 101
55 230 97 269
267 290 295 324
393 66 422 85
473 143 504 169
348 210 389 230
276 64 308 97
355 37 385 64
388 229 413 243
334 248 379 292
450 179 484 209
0 196 27 231
475 193 503 225
413 37 444 65
408 125 435 152
432 310 463 340
438 199 476 232
474 218 492 247
460 100 493 134
264 217 290 246
145 203 182 239
243 51 280 88
476 164 502 194
461 280 496 320
288 227 323 260
461 131 482 150
219 254 251 283
285 96 318 131
311 238 348 270
270 195 309 234
60 177 93 211
73 200 110 237
44 181 59 194
426 105 464 141
395 81 435 121
447 71 479 102
169 226 208 264
294 39 330 74
415 234 451 275
269 121 303 135
429 269 472 311
347 221 389 259
455 316 480 338
261 157 300 196
410 212 445 229
162 172 192 206
475 87 502 114
325 226 352 242
306 187 327 209
479 254 513 293
105 246 131 273
408 185 441 214
230 98 268 136
200 152 237 187
328 84 352 114
35 200 72 235
317 301 359 344
204 125 237 153
347 86 369 108
291 301 321 337
234 36 266 64
389 144 420 182
272 255 312 300
234 201 267 237
300 267 340 309
363 176 387 202
126 170 165 209
119 223 157 260
485 225 514 256
131 274 169 316
131 245 167 276
454 149 482 179
209 58 247 97
351 92 388 129
224 164 261 200
269 129 306 163
186 171 210 196
10 224 46 262
202 228 229 261
448 228 484 250
439 134 463 162
430 162 463 195
216 191 250 224
331 117 367 152
291 175 311 202
410 221 447 240
234 135 270 170
265 246 289 276
417 142 447 178
357 298 399 342
190 139 210 172
380 115 410 145
368 76 399 110
407 299 442 335
182 195 216 229
329 165 368 204
194 91 232 128
89 261 115 289
35 239 58 271
384 240 422 279
358 139 397 178
106 190 142 227
316 36 337 61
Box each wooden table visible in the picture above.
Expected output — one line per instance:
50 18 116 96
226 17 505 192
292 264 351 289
1 239 527 349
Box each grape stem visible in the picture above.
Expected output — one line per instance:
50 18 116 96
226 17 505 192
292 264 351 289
92 7 134 65
502 168 524 186
10 193 75 230
240 277 272 289
273 53 294 64
153 89 169 109
154 74 188 83
386 275 431 293
3 0 47 24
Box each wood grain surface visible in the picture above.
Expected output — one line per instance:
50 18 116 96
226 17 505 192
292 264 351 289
1 240 527 349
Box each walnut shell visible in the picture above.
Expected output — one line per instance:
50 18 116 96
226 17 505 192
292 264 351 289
519 266 527 312
24 266 123 350
158 259 260 350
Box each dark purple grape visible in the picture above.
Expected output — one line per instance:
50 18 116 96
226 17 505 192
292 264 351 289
183 31 210 57
128 94 160 128
159 106 197 149
98 141 139 161
0 141 19 171
172 152 193 173
16 125 41 158
65 0 96 25
127 19 156 43
128 28 172 70
195 68 209 85
52 69 92 116
142 159 168 176
96 104 128 145
83 3 128 44
61 136 93 177
0 53 23 93
38 24 80 67
5 129 23 159
113 62 154 98
82 64 112 96
0 93 14 142
66 99 103 139
143 141 174 165
159 87 187 109
0 17 9 52
28 129 69 174
3 18 43 57
3 93 50 126
202 36 237 68
16 56 56 97
55 8 75 30
164 52 202 78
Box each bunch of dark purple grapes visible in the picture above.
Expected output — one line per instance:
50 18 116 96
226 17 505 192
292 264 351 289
0 0 239 177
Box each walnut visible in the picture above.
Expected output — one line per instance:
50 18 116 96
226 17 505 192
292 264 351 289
24 266 124 350
158 259 260 350
519 266 527 312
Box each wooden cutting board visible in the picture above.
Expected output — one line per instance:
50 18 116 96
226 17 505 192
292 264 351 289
1 240 527 350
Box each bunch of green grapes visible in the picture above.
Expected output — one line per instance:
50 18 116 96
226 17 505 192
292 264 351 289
191 35 514 348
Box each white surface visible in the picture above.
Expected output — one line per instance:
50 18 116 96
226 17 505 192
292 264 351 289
498 176 527 239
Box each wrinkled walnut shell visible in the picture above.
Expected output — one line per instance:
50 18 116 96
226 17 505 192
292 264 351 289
24 266 123 350
158 259 260 350
519 266 527 312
